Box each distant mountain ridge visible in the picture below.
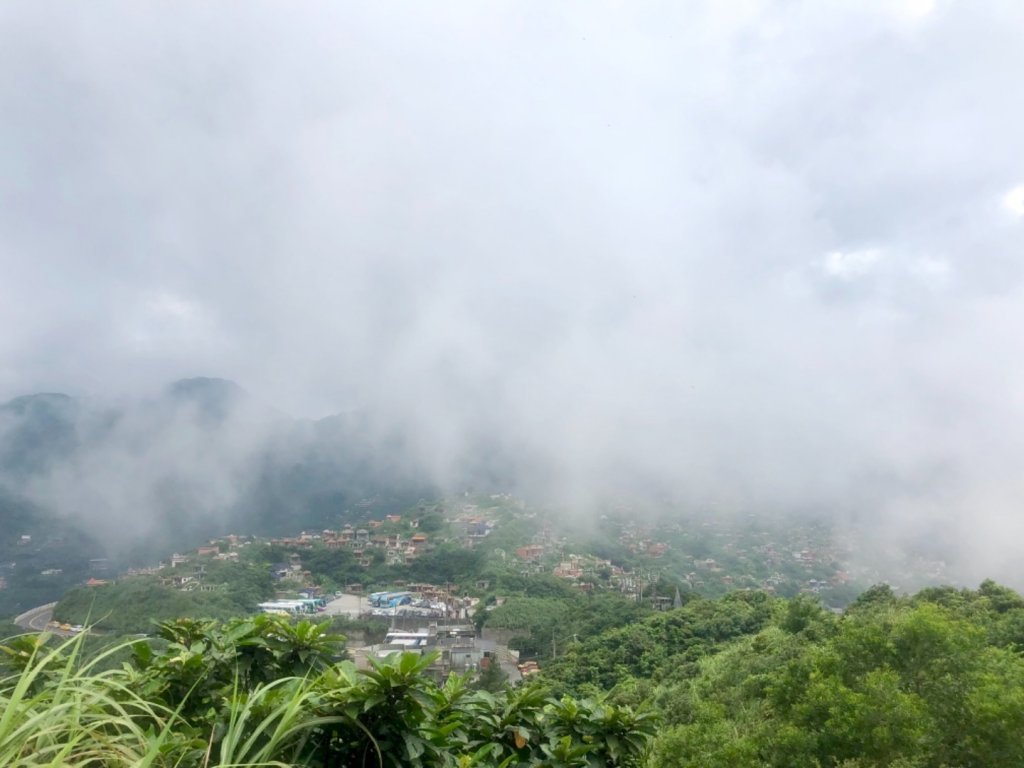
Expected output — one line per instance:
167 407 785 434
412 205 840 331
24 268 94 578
0 392 81 476
0 377 437 572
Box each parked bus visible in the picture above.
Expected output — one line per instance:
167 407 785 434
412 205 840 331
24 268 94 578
258 600 315 616
368 591 413 608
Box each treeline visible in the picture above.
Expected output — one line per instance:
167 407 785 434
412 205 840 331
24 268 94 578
0 615 654 767
478 591 654 659
29 562 1024 766
53 561 273 633
532 581 1024 767
296 541 486 592
472 578 1024 765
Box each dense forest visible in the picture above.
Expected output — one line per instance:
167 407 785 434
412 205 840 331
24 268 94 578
542 581 1024 767
6 581 1024 766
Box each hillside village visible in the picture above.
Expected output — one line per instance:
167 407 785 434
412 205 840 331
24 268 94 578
0 493 1013 764
39 494 932 626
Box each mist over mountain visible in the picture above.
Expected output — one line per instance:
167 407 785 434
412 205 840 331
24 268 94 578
0 373 1008 593
0 378 436 564
2 4 1024 589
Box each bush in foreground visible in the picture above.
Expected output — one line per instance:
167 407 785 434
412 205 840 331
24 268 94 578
0 614 656 768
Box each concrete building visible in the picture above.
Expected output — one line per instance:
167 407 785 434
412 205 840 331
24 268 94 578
366 624 495 680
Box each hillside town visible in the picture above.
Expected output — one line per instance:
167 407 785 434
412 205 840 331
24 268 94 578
37 495 937 620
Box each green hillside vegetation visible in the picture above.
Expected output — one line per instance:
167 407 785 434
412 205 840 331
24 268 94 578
534 581 1024 767
479 592 654 659
0 615 655 767
0 488 107 618
538 590 775 689
6 583 1024 766
288 539 487 594
53 562 273 634
0 383 441 577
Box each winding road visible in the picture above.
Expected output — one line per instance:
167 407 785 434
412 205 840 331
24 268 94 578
13 602 61 633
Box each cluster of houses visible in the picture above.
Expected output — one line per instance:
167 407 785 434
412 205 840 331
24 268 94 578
84 539 255 594
84 505 502 598
158 562 224 592
261 508 497 569
268 523 433 567
512 524 570 566
616 516 859 597
515 536 668 598
270 552 316 587
163 536 251 570
507 515 860 602
551 553 622 586
108 538 257 592
615 523 670 558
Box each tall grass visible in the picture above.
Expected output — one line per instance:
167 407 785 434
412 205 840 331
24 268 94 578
0 631 184 767
0 631 350 768
3 621 655 768
210 676 337 768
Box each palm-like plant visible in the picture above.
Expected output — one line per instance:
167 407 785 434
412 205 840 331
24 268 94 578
2 620 656 768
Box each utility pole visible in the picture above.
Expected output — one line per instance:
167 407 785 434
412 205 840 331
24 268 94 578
552 632 578 659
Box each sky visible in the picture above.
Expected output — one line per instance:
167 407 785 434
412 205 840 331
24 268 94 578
2 1 1024 578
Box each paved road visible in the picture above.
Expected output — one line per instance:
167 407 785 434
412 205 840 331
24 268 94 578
13 602 60 632
323 593 364 618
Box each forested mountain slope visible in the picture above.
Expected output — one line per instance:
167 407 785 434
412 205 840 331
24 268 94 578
0 379 435 577
537 581 1024 767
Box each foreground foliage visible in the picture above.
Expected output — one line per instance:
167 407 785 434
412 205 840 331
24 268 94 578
0 614 656 768
541 581 1024 768
7 582 1024 767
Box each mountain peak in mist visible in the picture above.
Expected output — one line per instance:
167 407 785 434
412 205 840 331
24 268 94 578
164 377 249 424
0 392 80 475
1 392 76 414
166 377 245 400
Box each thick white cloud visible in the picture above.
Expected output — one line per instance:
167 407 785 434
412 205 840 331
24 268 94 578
1 1 1024 581
1004 185 1024 218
